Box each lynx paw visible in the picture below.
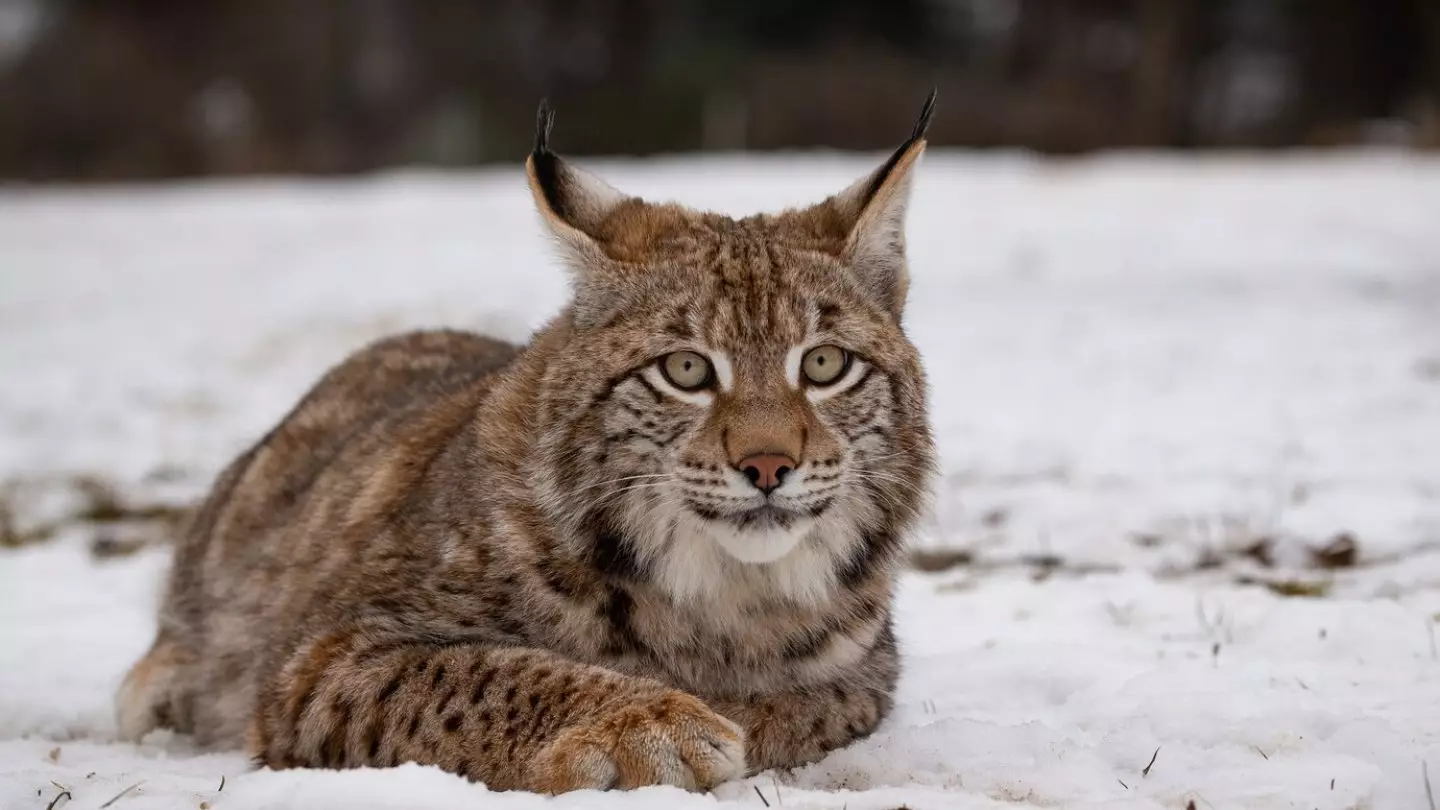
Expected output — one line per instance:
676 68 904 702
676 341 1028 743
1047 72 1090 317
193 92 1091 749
531 690 745 793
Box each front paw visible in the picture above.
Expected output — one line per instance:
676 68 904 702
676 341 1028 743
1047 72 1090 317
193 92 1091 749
531 690 746 793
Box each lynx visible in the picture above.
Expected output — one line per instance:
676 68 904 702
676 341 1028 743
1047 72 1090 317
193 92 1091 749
116 93 937 793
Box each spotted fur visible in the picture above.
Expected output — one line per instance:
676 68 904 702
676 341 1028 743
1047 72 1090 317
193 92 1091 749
116 93 938 793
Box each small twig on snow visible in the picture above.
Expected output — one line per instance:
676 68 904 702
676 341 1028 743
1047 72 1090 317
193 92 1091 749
1117 778 1128 789
44 788 72 810
219 775 226 792
99 782 143 808
753 785 770 807
1142 746 1160 777
1253 745 1269 760
1424 761 1435 810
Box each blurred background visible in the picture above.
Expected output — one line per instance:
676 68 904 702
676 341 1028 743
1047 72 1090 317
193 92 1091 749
1 0 1438 181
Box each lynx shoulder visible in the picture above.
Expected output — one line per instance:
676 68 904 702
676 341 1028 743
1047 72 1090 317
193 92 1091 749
117 93 938 793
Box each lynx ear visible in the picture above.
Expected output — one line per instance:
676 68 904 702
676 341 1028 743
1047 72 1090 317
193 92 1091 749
525 99 632 259
801 90 935 318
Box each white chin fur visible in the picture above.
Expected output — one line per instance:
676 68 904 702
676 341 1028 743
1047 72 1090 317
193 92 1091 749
706 520 813 564
628 496 864 605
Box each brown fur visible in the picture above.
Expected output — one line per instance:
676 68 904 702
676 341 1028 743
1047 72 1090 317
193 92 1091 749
117 97 937 793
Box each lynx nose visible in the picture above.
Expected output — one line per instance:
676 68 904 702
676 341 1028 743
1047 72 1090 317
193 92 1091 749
737 454 795 495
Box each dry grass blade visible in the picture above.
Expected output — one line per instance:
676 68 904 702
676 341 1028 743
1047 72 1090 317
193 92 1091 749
45 788 72 810
1245 577 1331 598
1312 532 1358 568
910 547 974 572
99 782 143 809
911 549 1121 579
1142 746 1160 777
1424 761 1435 810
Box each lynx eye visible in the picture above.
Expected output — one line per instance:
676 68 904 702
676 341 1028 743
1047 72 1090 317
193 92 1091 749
660 351 713 391
802 345 850 385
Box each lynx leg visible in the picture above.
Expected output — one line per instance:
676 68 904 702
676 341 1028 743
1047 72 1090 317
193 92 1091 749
249 631 745 793
116 633 194 741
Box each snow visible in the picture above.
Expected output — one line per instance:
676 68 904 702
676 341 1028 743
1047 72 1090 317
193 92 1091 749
2 151 1439 809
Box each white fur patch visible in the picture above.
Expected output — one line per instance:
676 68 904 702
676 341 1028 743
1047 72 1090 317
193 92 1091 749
784 345 805 389
704 518 814 564
618 483 866 608
653 518 843 607
711 351 735 392
568 163 629 214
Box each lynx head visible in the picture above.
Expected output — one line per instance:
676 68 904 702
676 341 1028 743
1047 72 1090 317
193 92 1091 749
526 95 937 605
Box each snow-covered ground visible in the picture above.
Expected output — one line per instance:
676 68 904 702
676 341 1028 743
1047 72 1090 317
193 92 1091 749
2 152 1439 809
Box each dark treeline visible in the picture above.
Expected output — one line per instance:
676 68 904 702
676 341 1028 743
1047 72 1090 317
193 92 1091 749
1 0 1437 180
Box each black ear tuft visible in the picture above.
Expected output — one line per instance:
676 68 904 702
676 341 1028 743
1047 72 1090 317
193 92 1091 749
534 98 556 157
911 88 937 142
530 98 569 220
859 89 937 206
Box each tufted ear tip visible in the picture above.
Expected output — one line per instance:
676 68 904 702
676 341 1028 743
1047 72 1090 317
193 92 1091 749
910 88 937 143
786 89 934 319
525 98 629 239
858 89 936 203
528 97 570 221
533 98 556 157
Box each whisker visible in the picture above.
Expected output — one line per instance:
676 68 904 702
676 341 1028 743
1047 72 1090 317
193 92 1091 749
590 480 684 509
571 473 674 494
849 450 913 466
844 472 928 499
845 468 923 486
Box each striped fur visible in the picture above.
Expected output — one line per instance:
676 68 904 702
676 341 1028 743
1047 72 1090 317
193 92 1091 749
116 95 937 793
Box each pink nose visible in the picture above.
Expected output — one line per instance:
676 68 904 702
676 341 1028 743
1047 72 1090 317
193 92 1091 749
737 454 796 495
